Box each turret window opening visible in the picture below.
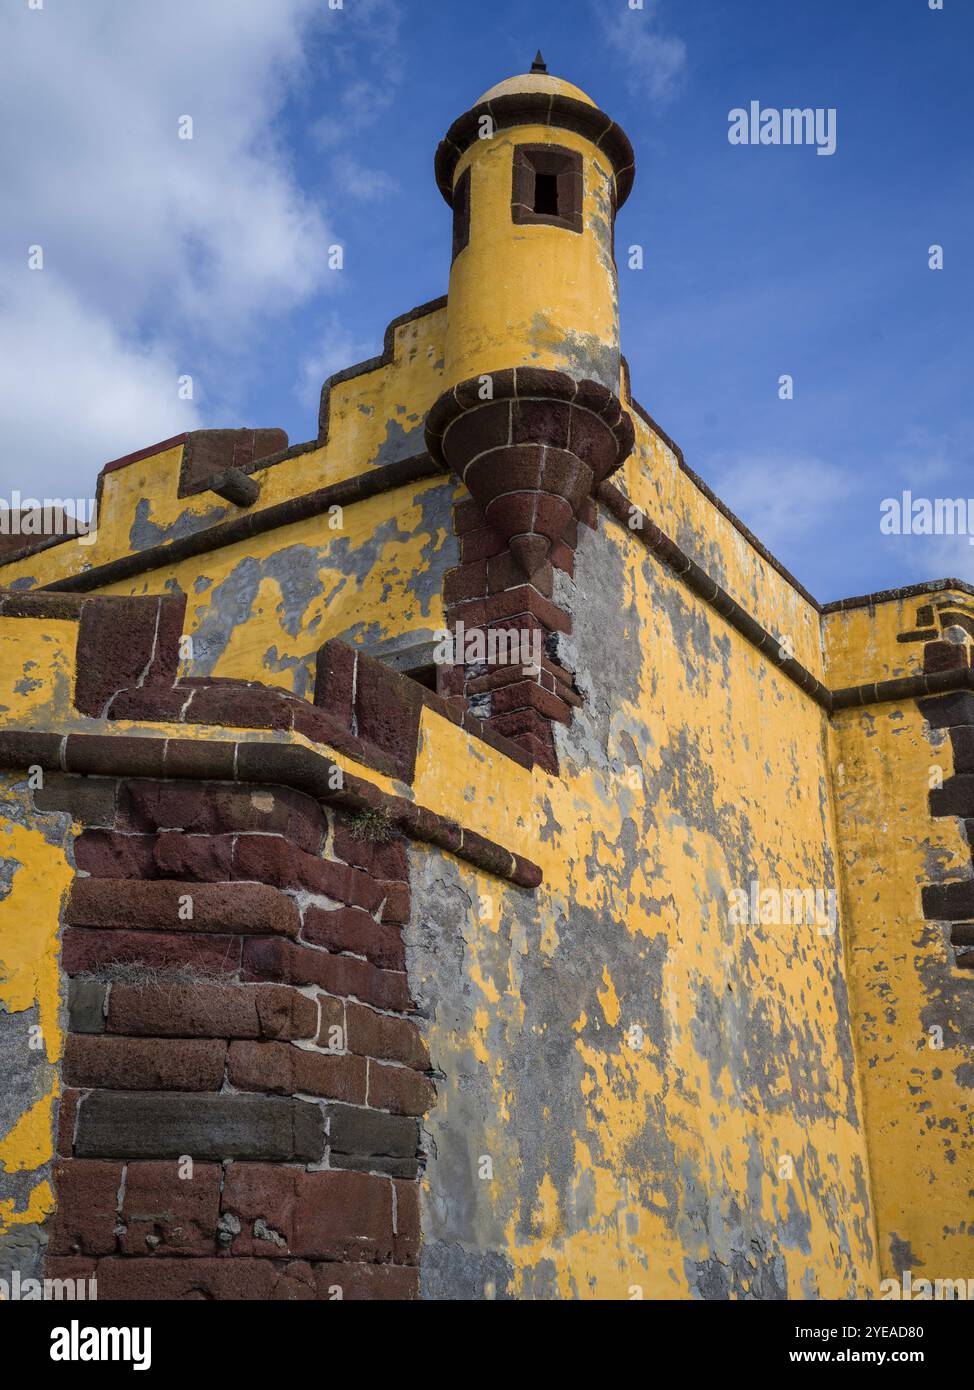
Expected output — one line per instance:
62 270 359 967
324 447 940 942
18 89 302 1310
511 143 583 234
534 172 559 216
452 166 471 261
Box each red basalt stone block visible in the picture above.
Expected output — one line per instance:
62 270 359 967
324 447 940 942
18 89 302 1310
367 1061 436 1117
153 830 235 881
183 683 294 730
119 1161 222 1257
461 525 506 564
490 680 572 724
344 1002 428 1071
74 831 157 880
62 927 242 980
377 882 410 926
392 1178 420 1265
243 938 412 1013
313 638 357 727
64 1035 227 1091
310 1261 419 1300
47 1160 122 1257
232 836 382 912
443 561 488 607
332 822 408 881
117 781 327 855
74 596 184 717
452 498 487 534
291 1170 396 1263
56 1088 82 1157
302 905 405 972
88 1256 315 1300
227 1041 367 1104
923 640 969 674
66 877 299 937
220 1167 398 1266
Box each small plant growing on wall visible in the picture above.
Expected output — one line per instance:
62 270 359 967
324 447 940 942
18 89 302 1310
345 807 396 843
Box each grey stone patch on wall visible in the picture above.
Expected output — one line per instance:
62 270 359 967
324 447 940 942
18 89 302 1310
261 646 314 699
685 1248 788 1301
370 416 424 471
0 780 76 1290
420 1240 517 1302
188 556 263 675
527 314 619 393
402 510 874 1299
410 482 461 615
129 497 228 553
888 1232 924 1278
0 1222 47 1287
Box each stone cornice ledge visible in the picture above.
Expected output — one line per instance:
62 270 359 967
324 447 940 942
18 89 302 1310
599 482 974 715
0 728 542 890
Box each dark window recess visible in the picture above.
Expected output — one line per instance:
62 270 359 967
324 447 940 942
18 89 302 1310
365 640 440 694
533 172 559 216
452 167 471 261
512 143 583 234
405 663 438 692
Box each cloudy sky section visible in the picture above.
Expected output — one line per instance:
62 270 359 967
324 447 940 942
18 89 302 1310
1 0 971 601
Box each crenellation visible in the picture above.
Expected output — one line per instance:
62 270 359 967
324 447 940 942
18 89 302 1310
1 56 970 1305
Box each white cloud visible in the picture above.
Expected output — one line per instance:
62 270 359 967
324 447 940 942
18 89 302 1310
297 314 376 412
330 155 399 202
706 451 854 551
595 0 687 104
707 433 974 595
309 0 404 149
2 0 329 332
0 272 201 502
0 0 350 496
874 425 974 585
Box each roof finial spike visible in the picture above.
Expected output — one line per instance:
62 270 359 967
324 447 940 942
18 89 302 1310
531 50 547 74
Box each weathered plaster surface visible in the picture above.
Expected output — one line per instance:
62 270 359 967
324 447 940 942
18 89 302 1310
830 692 974 1280
0 777 73 1286
103 479 459 695
408 521 878 1299
444 129 620 392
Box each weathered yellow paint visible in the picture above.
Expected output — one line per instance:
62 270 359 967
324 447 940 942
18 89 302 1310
1 62 969 1301
0 791 73 1256
826 594 974 1281
0 816 71 1058
445 124 619 392
0 1095 56 1174
0 1181 55 1242
824 587 974 686
406 515 879 1297
0 619 77 724
0 305 448 593
98 478 458 695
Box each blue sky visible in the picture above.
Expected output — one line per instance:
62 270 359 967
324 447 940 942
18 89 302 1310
2 0 971 602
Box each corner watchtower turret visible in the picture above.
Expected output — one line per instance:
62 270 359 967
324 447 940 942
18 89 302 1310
426 57 636 576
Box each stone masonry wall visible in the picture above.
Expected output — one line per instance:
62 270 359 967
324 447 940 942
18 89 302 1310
439 494 595 772
40 772 433 1300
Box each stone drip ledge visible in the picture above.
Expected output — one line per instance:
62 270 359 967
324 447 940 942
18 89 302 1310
0 453 448 588
598 483 974 715
0 729 542 890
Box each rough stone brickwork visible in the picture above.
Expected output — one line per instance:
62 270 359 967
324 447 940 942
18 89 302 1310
920 605 974 969
2 58 972 1301
438 493 591 772
42 772 429 1300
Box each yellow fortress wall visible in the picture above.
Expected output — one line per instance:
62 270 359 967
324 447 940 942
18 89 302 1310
0 58 971 1301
